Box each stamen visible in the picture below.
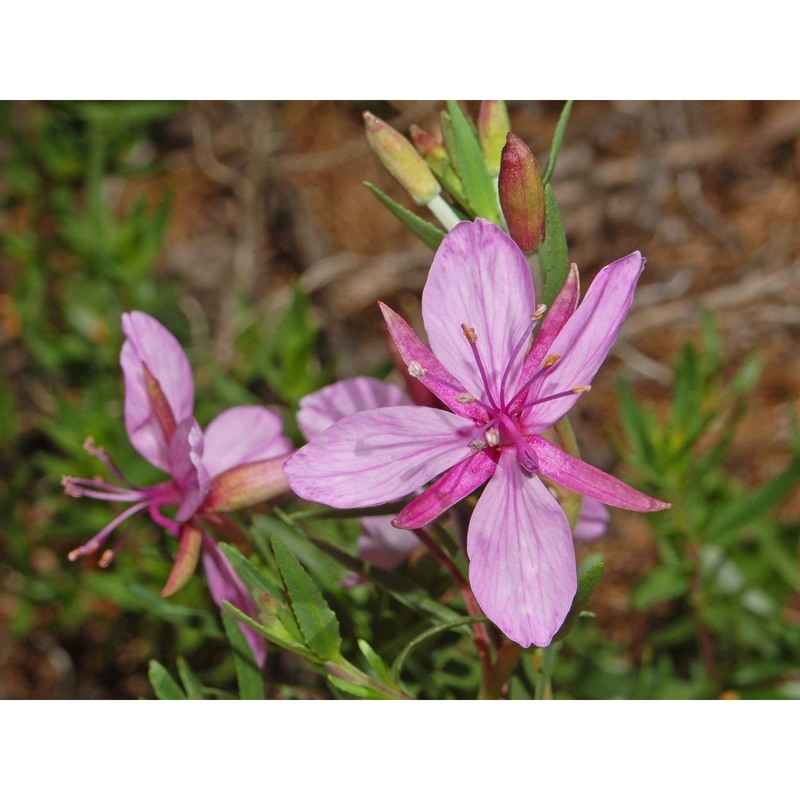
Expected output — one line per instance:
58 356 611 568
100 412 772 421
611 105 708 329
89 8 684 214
461 323 498 410
84 437 136 487
520 385 592 411
542 354 561 368
507 353 562 409
499 314 542 407
497 413 539 472
408 360 427 378
68 501 148 561
456 393 475 404
485 427 501 447
469 440 487 453
149 506 180 536
61 476 147 503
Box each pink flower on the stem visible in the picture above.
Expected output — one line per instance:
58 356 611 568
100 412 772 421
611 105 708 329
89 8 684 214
285 219 670 648
64 311 293 665
296 377 420 577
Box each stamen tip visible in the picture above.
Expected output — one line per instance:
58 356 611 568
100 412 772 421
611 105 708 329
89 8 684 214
542 354 561 368
460 323 478 344
407 360 427 378
456 392 475 404
532 304 547 321
572 384 591 394
98 550 114 568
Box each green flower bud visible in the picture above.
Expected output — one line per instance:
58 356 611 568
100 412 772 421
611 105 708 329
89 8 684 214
364 112 441 206
478 101 511 177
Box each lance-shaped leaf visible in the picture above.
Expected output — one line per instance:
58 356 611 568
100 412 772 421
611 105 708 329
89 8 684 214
538 184 570 308
176 657 205 700
542 100 574 186
364 181 445 249
553 556 605 642
271 535 342 660
444 101 499 223
148 660 187 700
222 608 266 699
222 600 317 661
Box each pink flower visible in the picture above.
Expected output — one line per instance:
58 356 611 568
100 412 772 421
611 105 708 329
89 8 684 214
296 377 420 576
284 219 670 648
64 311 293 665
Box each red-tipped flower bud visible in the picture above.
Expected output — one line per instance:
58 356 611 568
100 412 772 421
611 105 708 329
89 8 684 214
498 132 545 253
478 100 511 177
364 111 440 206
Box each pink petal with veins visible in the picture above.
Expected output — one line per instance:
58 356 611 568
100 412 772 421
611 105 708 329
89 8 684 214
121 311 194 471
467 449 577 648
203 405 292 478
284 406 476 508
422 219 535 403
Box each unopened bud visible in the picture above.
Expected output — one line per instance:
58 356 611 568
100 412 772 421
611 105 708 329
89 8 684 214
364 112 440 206
498 132 545 253
478 101 511 177
410 124 467 209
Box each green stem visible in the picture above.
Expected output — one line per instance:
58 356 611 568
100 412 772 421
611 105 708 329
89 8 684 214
481 640 523 699
534 643 560 700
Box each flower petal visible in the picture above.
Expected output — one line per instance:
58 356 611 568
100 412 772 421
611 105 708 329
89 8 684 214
201 532 266 668
422 219 535 403
380 303 488 425
358 516 420 571
531 436 671 511
393 449 500 529
297 376 412 440
121 311 194 471
467 449 577 648
203 406 292 478
523 252 644 431
284 406 477 508
573 497 610 541
169 417 210 522
509 262 579 414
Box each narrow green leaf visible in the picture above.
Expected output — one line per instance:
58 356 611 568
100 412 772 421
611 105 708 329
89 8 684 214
364 182 445 249
221 600 318 661
148 660 187 700
542 100 574 186
705 456 800 547
538 184 570 307
218 542 284 599
553 557 605 641
221 610 266 700
176 657 205 700
306 533 460 623
390 615 487 683
444 101 499 223
358 639 396 688
271 535 342 660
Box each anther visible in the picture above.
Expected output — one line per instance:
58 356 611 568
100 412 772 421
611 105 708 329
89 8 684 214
531 304 547 321
408 360 427 378
542 354 561 368
469 440 487 453
461 324 478 344
456 392 475 404
98 550 114 568
572 384 591 394
485 428 501 447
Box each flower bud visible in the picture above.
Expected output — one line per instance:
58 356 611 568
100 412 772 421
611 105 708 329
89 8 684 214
364 111 440 206
410 124 467 207
478 101 511 177
203 454 291 512
498 132 545 253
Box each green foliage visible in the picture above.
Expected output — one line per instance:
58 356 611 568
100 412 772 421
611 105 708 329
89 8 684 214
612 318 800 697
363 182 445 249
538 185 570 308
